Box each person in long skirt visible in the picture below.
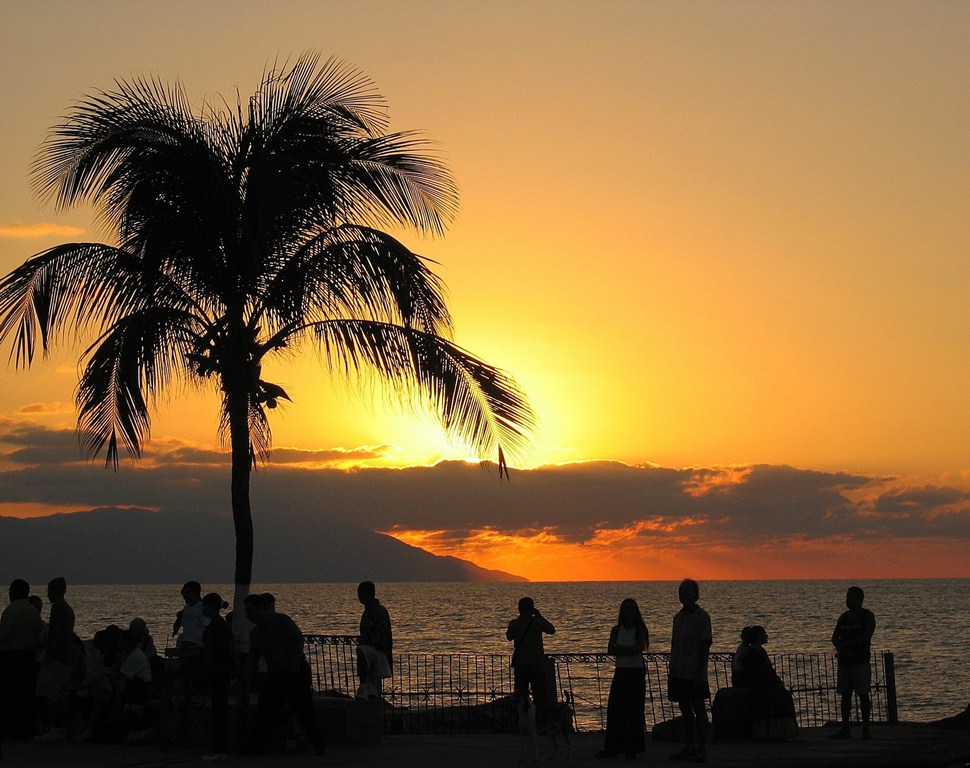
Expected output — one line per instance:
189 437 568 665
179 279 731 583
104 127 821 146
597 598 649 759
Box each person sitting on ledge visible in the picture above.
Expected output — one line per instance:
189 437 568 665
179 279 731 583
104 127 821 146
732 626 798 741
356 580 393 700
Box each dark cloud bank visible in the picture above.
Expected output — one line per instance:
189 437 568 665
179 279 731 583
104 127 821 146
1 421 969 582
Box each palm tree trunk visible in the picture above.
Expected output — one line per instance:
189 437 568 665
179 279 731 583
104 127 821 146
228 388 254 650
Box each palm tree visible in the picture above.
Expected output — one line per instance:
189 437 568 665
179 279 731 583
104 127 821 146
0 54 534 640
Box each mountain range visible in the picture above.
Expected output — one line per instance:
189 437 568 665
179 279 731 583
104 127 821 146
0 506 525 584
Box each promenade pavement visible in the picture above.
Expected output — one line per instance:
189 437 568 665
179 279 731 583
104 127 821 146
2 724 969 768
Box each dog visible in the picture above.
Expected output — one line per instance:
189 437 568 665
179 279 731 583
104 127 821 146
545 691 574 761
511 690 574 761
511 689 540 761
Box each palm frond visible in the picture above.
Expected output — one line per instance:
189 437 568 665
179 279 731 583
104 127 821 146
0 243 152 366
34 77 205 212
258 225 452 342
344 131 459 236
259 53 389 137
310 320 535 470
241 55 458 251
77 307 198 467
33 78 235 299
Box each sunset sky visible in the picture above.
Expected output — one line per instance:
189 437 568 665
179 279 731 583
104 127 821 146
1 1 969 580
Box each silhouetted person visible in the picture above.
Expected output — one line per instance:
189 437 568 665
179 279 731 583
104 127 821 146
597 598 649 759
35 577 76 741
128 617 158 660
732 626 798 740
667 578 712 763
356 581 393 700
242 593 325 756
731 627 751 687
172 581 206 652
830 586 876 740
74 625 123 743
201 593 233 761
0 579 45 740
28 594 47 666
506 596 556 710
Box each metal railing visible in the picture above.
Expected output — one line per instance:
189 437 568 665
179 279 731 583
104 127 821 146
551 651 897 732
302 635 897 734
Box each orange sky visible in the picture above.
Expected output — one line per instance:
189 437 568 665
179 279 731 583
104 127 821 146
1 2 969 580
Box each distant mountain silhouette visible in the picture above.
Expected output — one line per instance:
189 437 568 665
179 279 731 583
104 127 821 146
0 507 525 584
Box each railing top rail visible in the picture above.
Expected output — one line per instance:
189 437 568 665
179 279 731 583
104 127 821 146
301 638 889 662
305 634 358 646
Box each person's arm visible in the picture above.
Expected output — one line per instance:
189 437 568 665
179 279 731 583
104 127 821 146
536 611 555 635
697 639 711 677
606 625 620 655
0 610 10 644
172 609 183 637
864 611 876 644
243 626 261 684
697 615 712 676
611 625 647 657
506 618 518 642
280 615 305 662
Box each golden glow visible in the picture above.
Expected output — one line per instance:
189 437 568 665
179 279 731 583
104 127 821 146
2 3 970 580
385 528 970 582
0 502 82 519
3 2 968 477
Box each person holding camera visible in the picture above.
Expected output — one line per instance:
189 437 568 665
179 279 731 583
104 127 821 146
506 596 556 707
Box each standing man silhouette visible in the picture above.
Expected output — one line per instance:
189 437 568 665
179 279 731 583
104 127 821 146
667 578 712 763
35 577 76 741
830 586 876 740
243 594 326 756
0 579 44 741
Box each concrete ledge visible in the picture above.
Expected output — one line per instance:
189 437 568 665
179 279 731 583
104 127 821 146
315 695 383 745
2 723 967 768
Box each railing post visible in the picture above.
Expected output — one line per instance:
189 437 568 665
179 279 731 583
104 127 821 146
883 652 898 724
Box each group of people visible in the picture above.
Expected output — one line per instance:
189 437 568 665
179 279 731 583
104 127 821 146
506 579 877 764
0 577 161 746
0 577 394 761
166 579 394 761
5 575 878 761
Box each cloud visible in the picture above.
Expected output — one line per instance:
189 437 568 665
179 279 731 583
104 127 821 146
17 401 74 416
269 444 396 466
0 413 968 578
0 222 84 239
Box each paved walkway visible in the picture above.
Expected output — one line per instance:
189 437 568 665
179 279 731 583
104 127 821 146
2 724 968 768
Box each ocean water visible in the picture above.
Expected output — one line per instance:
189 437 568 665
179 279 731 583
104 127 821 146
62 579 969 723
